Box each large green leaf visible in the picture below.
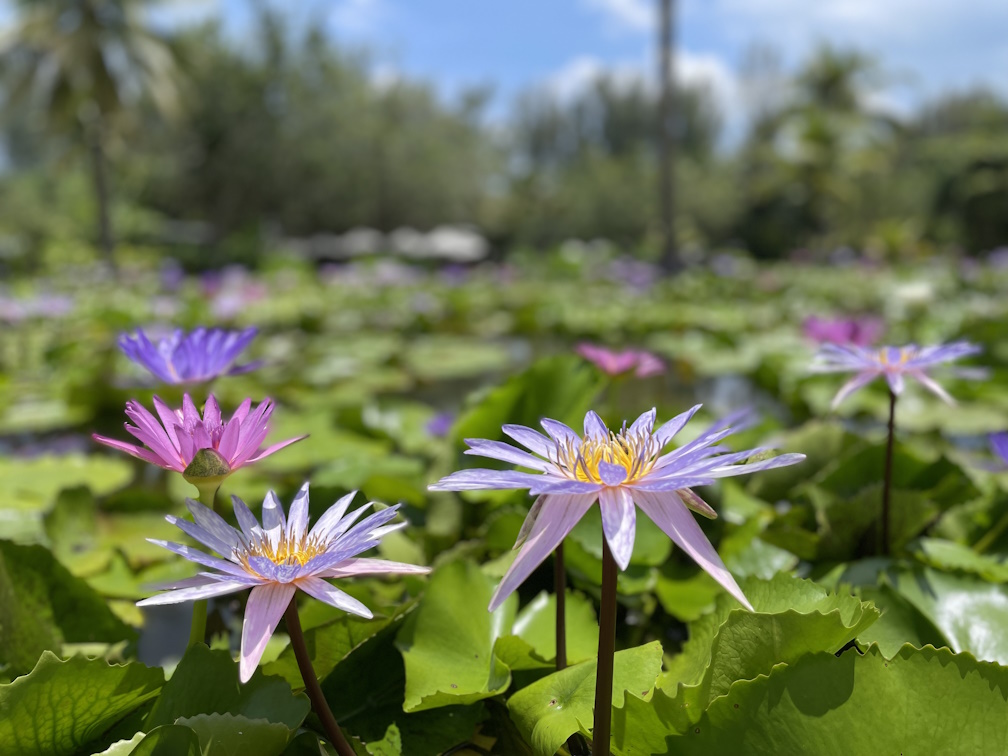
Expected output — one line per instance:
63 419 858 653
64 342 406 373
908 537 1008 582
144 644 309 730
0 454 133 515
887 565 1008 664
263 601 417 689
618 645 1008 755
176 713 292 756
128 725 202 756
495 590 599 671
0 651 163 756
506 641 663 756
663 574 879 697
0 540 134 676
397 560 516 712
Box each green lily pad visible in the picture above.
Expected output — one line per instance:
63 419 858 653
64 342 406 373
0 651 163 756
397 560 516 712
175 713 292 756
506 641 663 756
144 644 309 730
495 590 599 670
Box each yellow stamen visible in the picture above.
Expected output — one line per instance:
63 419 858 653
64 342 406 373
238 531 328 576
553 427 659 484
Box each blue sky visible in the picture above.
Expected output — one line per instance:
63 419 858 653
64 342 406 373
198 0 1008 137
8 0 1008 137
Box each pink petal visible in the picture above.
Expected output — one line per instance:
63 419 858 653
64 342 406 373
233 400 273 465
488 493 595 612
514 495 546 549
634 490 752 610
124 402 180 465
217 417 241 463
599 486 636 570
230 397 253 425
296 575 372 617
181 393 202 427
240 583 296 682
885 371 905 395
244 435 307 465
152 395 183 453
175 424 196 465
203 394 222 430
93 433 180 470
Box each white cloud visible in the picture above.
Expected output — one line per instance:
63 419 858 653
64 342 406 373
329 0 385 35
583 0 653 32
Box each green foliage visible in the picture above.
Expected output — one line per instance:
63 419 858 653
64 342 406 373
0 651 163 756
397 560 516 712
145 644 309 731
507 641 664 756
0 540 134 676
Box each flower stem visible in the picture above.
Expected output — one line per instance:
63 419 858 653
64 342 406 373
881 389 897 557
186 484 220 648
555 542 567 671
593 538 618 756
285 597 355 756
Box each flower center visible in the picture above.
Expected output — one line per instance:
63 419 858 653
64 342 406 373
554 427 659 484
877 347 916 370
238 532 328 573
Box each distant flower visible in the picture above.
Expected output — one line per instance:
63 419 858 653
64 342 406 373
803 316 883 347
577 343 665 378
429 407 804 611
426 412 455 438
812 341 982 409
118 327 260 385
991 433 1008 467
93 394 305 483
138 485 429 681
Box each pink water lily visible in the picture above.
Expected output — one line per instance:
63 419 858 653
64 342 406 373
138 484 430 681
93 394 304 477
576 343 664 378
429 407 804 611
811 341 982 408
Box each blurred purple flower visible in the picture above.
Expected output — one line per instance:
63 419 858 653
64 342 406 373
93 394 305 478
803 316 884 347
426 412 455 438
119 327 260 385
577 343 665 378
991 433 1008 467
429 407 804 611
812 341 982 408
138 484 429 681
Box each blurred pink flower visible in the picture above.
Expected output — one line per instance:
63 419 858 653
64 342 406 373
803 316 884 347
577 343 665 378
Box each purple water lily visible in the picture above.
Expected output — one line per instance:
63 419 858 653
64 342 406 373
138 484 429 681
812 341 982 408
991 433 1008 467
429 407 804 611
119 327 260 384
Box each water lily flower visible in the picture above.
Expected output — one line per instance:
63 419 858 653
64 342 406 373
803 315 883 347
429 407 804 611
576 343 664 378
991 433 1008 467
118 326 260 384
812 341 982 409
93 394 305 489
138 485 429 681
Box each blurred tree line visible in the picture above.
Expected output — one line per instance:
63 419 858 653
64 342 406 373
1 2 1006 266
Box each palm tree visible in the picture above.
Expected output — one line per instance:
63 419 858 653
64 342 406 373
0 0 180 264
